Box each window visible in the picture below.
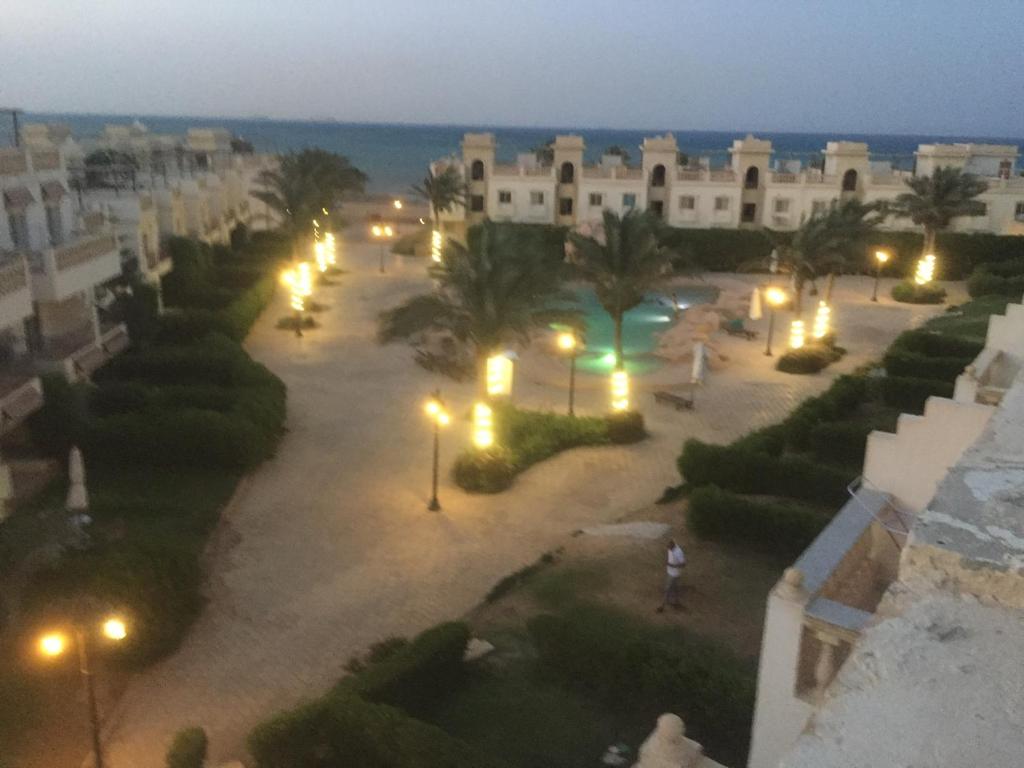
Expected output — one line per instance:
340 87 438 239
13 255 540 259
470 159 485 181
559 197 574 215
560 162 575 184
1000 160 1013 180
744 166 759 189
741 203 757 223
589 193 603 207
974 203 988 217
529 191 545 206
498 190 512 204
649 200 664 218
651 164 666 187
7 212 29 250
622 193 637 209
45 205 63 246
841 169 858 192
773 198 791 213
714 196 730 211
1015 202 1024 221
679 195 695 210
470 195 484 212
812 200 828 216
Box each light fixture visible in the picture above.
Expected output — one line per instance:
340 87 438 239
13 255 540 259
393 200 403 210
39 632 66 657
611 370 629 412
789 319 805 350
557 331 576 351
812 301 831 339
102 617 127 641
473 402 494 448
431 229 443 263
914 253 936 285
486 354 514 397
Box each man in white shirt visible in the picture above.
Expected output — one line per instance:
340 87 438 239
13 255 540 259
657 538 686 613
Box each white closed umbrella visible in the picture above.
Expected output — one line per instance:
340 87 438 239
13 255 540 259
691 341 707 385
749 287 763 320
66 446 88 512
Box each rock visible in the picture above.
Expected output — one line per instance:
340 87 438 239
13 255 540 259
463 638 495 662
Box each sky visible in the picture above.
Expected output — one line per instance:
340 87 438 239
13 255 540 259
2 0 1022 137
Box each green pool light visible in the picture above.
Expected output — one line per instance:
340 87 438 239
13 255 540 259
601 352 616 366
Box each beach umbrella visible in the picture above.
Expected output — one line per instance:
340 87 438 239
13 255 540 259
691 341 707 385
66 446 88 512
749 287 763 320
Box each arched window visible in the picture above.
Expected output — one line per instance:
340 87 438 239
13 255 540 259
842 169 858 192
560 162 575 184
744 166 759 189
470 159 485 181
651 164 666 188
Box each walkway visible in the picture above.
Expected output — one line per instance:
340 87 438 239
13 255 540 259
101 245 955 766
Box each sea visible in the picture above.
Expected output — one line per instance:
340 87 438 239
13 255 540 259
15 113 1024 197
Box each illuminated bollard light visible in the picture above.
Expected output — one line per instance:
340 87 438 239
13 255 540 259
914 253 936 285
431 229 443 263
473 402 494 449
486 354 514 398
812 301 831 339
789 319 805 350
611 369 630 412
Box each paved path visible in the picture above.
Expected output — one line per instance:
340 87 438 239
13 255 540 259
101 245 955 766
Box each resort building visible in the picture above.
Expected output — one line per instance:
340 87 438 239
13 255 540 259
748 298 1024 768
434 133 1024 236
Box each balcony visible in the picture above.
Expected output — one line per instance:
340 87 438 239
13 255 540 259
0 256 33 329
0 376 44 437
0 148 28 176
34 323 130 381
30 234 121 302
31 150 61 172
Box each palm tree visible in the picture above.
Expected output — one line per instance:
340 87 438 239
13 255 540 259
892 166 988 257
252 149 366 257
379 221 570 398
759 231 816 315
410 166 466 234
568 209 671 370
805 199 884 302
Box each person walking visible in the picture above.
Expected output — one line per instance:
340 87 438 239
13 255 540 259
656 538 686 613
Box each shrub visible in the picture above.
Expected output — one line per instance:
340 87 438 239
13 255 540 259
677 440 851 505
391 227 430 256
605 410 646 443
221 273 277 341
340 622 470 713
967 270 1024 298
98 335 264 388
658 227 773 271
90 381 152 416
807 421 873 465
28 374 89 456
732 424 787 456
776 344 839 374
686 485 829 558
527 604 754 765
891 281 946 304
890 330 983 359
882 349 971 382
154 310 228 345
870 375 954 414
453 448 516 493
166 726 207 768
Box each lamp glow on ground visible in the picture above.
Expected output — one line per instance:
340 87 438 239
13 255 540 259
611 370 629 412
473 402 494 448
915 253 936 285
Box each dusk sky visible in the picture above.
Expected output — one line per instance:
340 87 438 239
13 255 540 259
3 0 1022 137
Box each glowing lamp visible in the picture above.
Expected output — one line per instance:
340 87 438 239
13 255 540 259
486 354 514 397
473 402 494 448
383 225 394 237
424 398 450 427
371 225 383 237
39 632 66 658
611 370 629 412
789 319 805 350
557 332 577 352
875 250 890 264
102 618 127 641
314 241 327 272
812 301 831 339
393 200 403 210
765 287 787 307
914 253 936 285
431 229 443 263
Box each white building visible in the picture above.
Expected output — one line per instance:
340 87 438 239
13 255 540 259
434 133 1024 237
748 297 1024 768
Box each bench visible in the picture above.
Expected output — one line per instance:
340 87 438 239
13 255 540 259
654 390 694 411
725 322 758 340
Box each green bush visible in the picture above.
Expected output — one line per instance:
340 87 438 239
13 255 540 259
340 622 470 713
391 227 430 256
453 448 516 493
883 349 972 382
658 227 772 271
686 485 829 558
605 410 646 443
154 310 229 345
776 344 839 374
677 440 851 506
220 273 277 341
166 726 207 768
807 421 873 465
967 270 1024 298
891 281 947 304
732 423 787 456
248 695 504 768
890 330 983 359
28 374 89 455
871 375 954 414
98 335 266 388
527 604 754 765
90 381 152 416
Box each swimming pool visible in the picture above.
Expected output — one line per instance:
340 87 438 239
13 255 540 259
559 285 719 375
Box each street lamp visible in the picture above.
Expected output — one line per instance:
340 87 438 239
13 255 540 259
423 391 450 511
764 287 787 357
393 199 403 211
871 250 890 302
38 616 129 768
557 331 579 416
371 224 395 274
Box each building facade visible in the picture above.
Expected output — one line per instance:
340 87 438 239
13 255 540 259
434 133 1024 237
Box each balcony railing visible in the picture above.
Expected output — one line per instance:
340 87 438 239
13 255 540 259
0 257 29 298
0 148 28 176
0 377 44 436
31 150 61 171
54 234 118 272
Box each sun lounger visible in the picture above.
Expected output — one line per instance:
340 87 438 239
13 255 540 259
653 390 694 411
724 318 758 340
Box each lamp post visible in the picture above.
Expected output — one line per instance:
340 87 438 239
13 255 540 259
371 224 395 274
39 616 128 768
423 391 450 511
871 250 890 302
557 331 579 416
281 262 313 338
763 287 787 357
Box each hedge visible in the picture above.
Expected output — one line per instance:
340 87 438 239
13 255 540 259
883 349 973 382
686 485 829 558
870 375 954 414
891 281 946 304
659 227 772 272
776 345 839 374
677 440 852 506
220 272 277 341
166 726 208 768
807 421 874 465
527 604 754 765
97 335 269 388
967 270 1024 299
890 330 984 359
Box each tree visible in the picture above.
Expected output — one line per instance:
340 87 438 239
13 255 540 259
568 209 671 370
410 166 466 230
379 222 570 397
804 199 884 302
892 166 988 257
84 149 138 190
252 149 366 257
604 145 631 164
531 138 555 165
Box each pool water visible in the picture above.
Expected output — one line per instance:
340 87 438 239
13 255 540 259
560 285 719 375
